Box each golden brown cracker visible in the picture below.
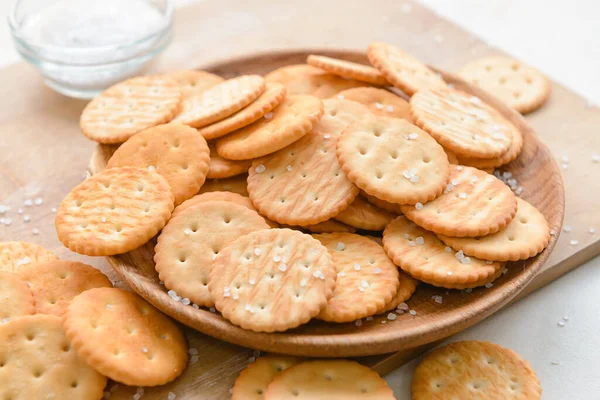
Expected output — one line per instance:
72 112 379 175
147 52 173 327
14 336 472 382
107 123 210 205
264 64 325 85
313 98 371 136
379 270 418 313
198 83 286 140
401 165 517 237
307 55 388 85
286 74 368 99
198 175 250 197
383 216 504 288
232 356 300 400
80 75 182 144
247 131 359 225
56 167 174 256
459 56 551 114
456 125 523 169
0 271 35 323
209 229 336 332
207 142 252 179
362 191 404 214
64 288 188 386
167 70 224 97
338 87 412 120
0 241 57 273
155 201 270 307
0 315 107 399
18 260 112 317
333 195 395 231
216 95 324 160
314 233 399 322
367 42 447 95
410 88 516 158
439 198 550 262
337 116 450 205
412 341 542 400
172 75 266 128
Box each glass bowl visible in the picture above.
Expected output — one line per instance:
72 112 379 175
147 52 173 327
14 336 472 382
8 0 174 99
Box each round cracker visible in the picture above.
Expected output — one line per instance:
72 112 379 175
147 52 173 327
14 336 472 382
248 131 359 226
307 55 388 85
333 195 395 231
56 167 174 256
338 87 412 120
264 360 395 399
155 201 270 307
313 98 371 137
337 116 450 205
198 83 287 140
207 142 252 179
362 191 404 214
383 216 504 288
172 75 266 128
412 341 542 400
459 56 551 114
216 95 324 160
80 75 182 144
0 271 35 323
198 175 250 197
379 270 418 313
439 198 550 262
401 165 517 237
0 314 107 399
313 233 399 322
457 125 524 169
209 228 335 332
18 260 112 317
286 74 368 99
166 70 224 97
264 64 325 85
107 123 210 205
297 219 356 234
173 191 255 219
64 288 187 387
410 88 516 158
367 41 447 96
0 241 57 273
232 356 300 400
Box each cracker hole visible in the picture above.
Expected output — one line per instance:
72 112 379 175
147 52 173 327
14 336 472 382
182 164 189 170
103 182 111 189
390 151 398 159
359 148 367 156
485 65 492 72
270 175 275 180
519 217 528 224
269 273 275 279
313 195 319 201
280 198 286 203
26 333 35 341
160 334 169 340
510 377 518 383
33 369 44 378
322 149 328 154
276 365 284 372
292 389 299 396
330 109 338 116
508 235 515 241
301 173 307 178
256 389 263 395
526 77 533 84
324 374 333 381
510 384 518 390
373 130 382 137
137 184 145 192
361 388 368 393
49 299 57 305
499 77 507 84
59 273 67 279
236 283 241 289
110 203 116 210
224 216 231 224
513 92 521 98
436 209 442 215
290 152 295 156
75 199 82 207
423 156 431 163
115 225 123 233
173 139 181 148
0 360 5 368
375 171 383 179
512 63 520 71
179 255 187 262
472 382 482 390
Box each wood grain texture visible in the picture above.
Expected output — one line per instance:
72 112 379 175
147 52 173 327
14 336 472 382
0 0 597 398
89 50 564 359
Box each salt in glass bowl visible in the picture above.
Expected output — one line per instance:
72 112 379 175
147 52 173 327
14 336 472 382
8 0 174 99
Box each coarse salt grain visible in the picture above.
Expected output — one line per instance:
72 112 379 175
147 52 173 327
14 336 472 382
415 202 423 210
387 105 394 112
445 246 453 253
142 347 148 353
589 227 596 234
24 199 33 207
432 295 443 304
592 153 600 163
447 271 453 275
338 271 347 277
23 215 31 222
255 164 266 173
253 248 261 256
209 307 216 313
278 263 287 272
569 240 579 246
415 236 424 245
503 268 509 275
563 316 569 321
563 225 572 232
168 393 177 400
361 280 370 289
32 228 40 235
106 304 113 309
51 207 57 213
375 102 384 109
550 229 557 236
456 166 463 171
192 304 200 309
337 94 345 100
34 197 43 206
17 257 30 266
323 133 331 139
409 310 417 316
249 278 256 285
387 313 397 321
286 165 293 172
373 267 381 274
397 303 409 311
355 319 363 327
264 112 273 120
458 193 467 199
336 242 345 251
147 165 156 172
300 279 307 287
557 321 565 327
408 241 416 247
100 216 106 223
273 255 281 262
366 316 374 321
561 155 569 163
381 320 387 324
485 283 494 288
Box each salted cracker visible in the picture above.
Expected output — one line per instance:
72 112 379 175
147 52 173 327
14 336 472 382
307 55 388 85
207 142 252 180
313 98 371 137
336 116 450 205
155 201 269 308
264 64 325 85
412 341 542 400
0 271 35 323
107 123 210 205
209 229 335 332
401 165 517 237
0 241 57 273
379 270 418 313
439 198 550 262
232 356 300 400
248 131 359 226
313 233 399 322
457 124 523 169
367 42 447 95
167 69 224 97
286 74 368 99
264 360 395 399
383 216 504 289
338 87 412 120
18 260 112 317
216 95 323 160
64 288 188 386
198 175 250 197
333 195 395 231
80 75 182 144
55 167 174 256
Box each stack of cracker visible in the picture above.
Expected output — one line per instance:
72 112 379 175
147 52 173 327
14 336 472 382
0 241 188 399
52 41 552 339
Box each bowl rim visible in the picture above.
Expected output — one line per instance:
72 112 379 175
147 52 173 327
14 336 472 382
8 0 174 62
90 49 565 357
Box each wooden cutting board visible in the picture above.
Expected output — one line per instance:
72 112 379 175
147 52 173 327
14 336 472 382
1 0 598 398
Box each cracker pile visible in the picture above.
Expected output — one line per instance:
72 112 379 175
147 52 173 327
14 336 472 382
0 241 188 398
56 41 553 336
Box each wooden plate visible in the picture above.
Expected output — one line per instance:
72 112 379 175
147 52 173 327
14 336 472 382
88 50 564 357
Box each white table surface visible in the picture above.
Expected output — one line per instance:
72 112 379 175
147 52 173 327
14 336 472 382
1 0 599 399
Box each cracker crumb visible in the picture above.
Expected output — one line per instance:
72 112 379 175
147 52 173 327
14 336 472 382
387 313 397 321
336 242 345 251
561 163 568 170
409 310 417 316
415 202 424 210
105 304 113 309
355 319 363 327
569 239 579 246
255 164 266 173
264 112 273 120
